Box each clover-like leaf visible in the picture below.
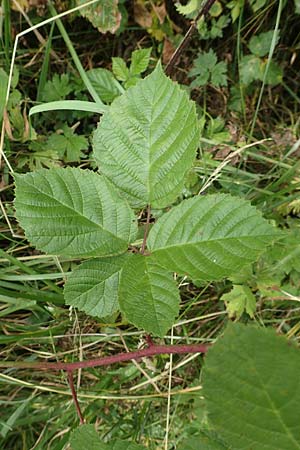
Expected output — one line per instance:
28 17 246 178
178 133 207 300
119 254 180 337
64 255 128 317
93 62 199 209
14 168 137 257
202 323 300 449
148 194 280 281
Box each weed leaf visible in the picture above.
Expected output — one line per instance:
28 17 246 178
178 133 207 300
112 57 130 81
221 284 256 318
249 30 280 57
202 323 300 449
148 194 280 281
239 55 261 85
14 168 137 257
93 62 199 209
87 68 120 103
46 125 88 162
130 48 152 75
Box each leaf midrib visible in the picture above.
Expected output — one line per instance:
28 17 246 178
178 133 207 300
18 178 125 244
150 233 275 252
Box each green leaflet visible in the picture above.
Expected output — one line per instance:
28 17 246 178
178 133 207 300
70 424 146 450
130 48 152 76
148 194 280 281
118 254 180 337
64 255 128 317
93 62 199 209
202 323 300 449
14 168 137 257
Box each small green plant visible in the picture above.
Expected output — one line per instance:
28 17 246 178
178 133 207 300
188 49 228 88
112 47 152 88
239 29 282 86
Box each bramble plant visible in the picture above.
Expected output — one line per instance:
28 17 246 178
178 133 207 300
14 62 279 338
10 61 300 448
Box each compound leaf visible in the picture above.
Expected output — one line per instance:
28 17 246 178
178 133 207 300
64 255 128 317
41 73 72 102
148 194 280 281
93 62 199 209
46 125 88 162
14 168 137 257
202 323 300 449
119 254 180 337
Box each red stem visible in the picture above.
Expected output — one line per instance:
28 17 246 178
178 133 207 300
0 343 209 371
67 370 85 424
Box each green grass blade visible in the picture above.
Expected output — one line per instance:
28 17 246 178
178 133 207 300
29 100 107 117
48 1 105 107
36 22 55 103
249 0 284 136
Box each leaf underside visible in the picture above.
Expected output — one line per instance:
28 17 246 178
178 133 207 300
64 255 128 317
93 62 199 209
148 193 280 281
14 167 137 257
202 323 300 450
118 254 180 337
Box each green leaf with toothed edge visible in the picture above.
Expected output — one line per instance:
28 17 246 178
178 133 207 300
93 62 199 209
202 323 300 449
64 255 128 317
118 254 180 337
14 167 137 257
130 48 152 76
148 193 281 281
